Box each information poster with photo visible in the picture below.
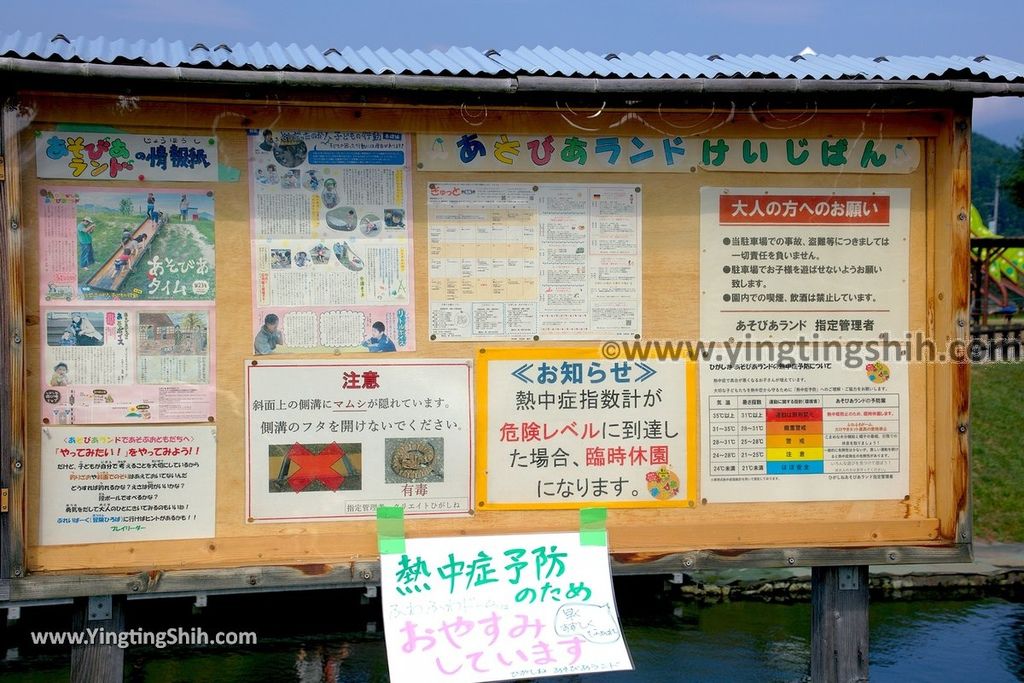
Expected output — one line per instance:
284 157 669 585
700 187 910 342
38 425 217 545
247 130 414 355
428 183 641 341
245 359 473 521
35 130 219 182
39 187 216 303
381 532 633 682
700 354 910 502
40 308 215 424
481 353 692 508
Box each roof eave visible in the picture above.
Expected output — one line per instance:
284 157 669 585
1 57 1022 97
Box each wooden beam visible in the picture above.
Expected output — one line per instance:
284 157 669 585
70 594 126 683
811 565 870 683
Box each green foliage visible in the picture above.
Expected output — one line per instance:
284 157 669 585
971 362 1024 541
972 132 1024 235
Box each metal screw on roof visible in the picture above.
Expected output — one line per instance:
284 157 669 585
484 49 500 58
50 33 70 44
707 54 723 61
790 55 806 62
323 48 341 57
214 44 233 52
604 53 620 61
874 56 890 63
191 43 209 51
974 55 990 62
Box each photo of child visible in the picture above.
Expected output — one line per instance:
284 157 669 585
50 362 70 386
46 311 105 347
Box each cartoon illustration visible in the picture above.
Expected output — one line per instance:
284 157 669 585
646 468 681 500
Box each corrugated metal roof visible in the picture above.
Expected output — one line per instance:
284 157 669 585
2 31 1023 82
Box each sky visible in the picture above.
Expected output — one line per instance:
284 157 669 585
4 0 1023 145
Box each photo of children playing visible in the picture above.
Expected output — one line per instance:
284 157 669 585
74 190 215 299
45 311 105 347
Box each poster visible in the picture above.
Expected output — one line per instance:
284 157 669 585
40 308 215 424
38 425 217 545
700 188 910 341
428 183 641 341
39 187 216 302
248 130 414 354
245 359 473 521
381 532 632 682
35 130 219 182
480 352 692 508
700 353 909 502
418 134 919 174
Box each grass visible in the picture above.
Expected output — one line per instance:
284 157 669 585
971 362 1024 541
79 209 215 300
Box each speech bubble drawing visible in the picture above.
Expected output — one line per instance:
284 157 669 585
553 603 622 644
319 310 367 348
282 311 318 348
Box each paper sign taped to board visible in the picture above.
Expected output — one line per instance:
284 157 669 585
381 531 633 682
247 129 415 354
40 308 216 424
39 187 216 303
699 187 910 341
428 183 642 341
39 425 216 545
480 351 693 508
700 353 910 502
35 130 219 182
245 359 474 521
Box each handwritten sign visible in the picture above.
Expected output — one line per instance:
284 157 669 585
418 134 919 174
38 425 217 544
245 359 474 521
36 130 219 181
381 532 632 682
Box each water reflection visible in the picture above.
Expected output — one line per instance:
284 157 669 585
0 595 1020 682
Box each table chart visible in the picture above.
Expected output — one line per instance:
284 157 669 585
706 393 901 478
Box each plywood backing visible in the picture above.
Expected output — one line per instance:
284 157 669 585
6 93 963 574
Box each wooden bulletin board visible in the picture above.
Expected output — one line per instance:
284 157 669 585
0 90 971 596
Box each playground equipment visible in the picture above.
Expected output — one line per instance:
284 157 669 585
83 213 165 292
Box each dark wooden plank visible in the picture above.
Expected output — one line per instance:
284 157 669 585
2 543 971 603
70 595 126 683
0 96 27 584
811 566 870 683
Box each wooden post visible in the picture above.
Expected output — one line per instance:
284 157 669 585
811 565 869 682
70 595 126 683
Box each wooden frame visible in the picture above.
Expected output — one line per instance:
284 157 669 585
0 88 972 602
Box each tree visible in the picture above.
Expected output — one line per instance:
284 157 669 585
1007 137 1024 215
119 198 133 216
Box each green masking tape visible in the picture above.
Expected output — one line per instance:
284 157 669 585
580 507 608 546
377 506 406 555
